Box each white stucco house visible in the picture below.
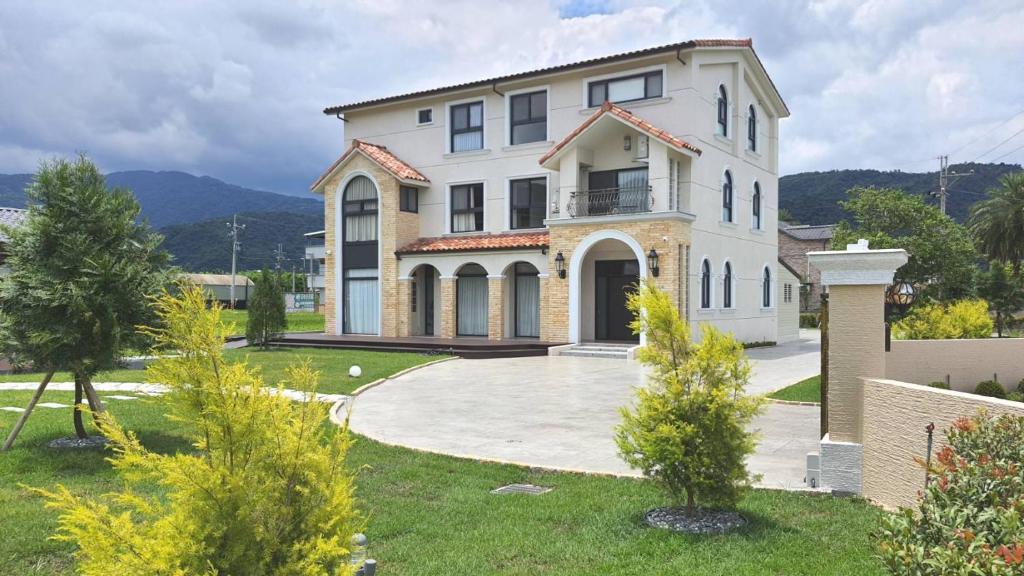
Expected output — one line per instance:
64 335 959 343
310 38 789 345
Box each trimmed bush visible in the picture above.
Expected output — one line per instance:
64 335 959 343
877 413 1024 575
927 381 951 390
974 380 1007 399
1018 378 1024 395
1008 391 1024 403
892 299 994 340
799 313 820 329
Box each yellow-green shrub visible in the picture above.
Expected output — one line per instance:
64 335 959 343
615 283 764 514
892 299 993 340
29 285 361 576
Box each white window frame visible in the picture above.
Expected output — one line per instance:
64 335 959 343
445 95 487 154
721 167 735 224
445 179 488 234
751 179 762 231
505 85 550 147
416 107 434 126
505 173 549 231
716 83 730 138
761 263 774 310
721 259 735 310
580 63 668 109
746 102 757 151
698 256 714 311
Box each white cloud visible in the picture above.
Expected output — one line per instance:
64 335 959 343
0 0 1022 194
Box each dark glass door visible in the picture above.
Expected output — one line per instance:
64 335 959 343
423 274 435 336
594 260 640 342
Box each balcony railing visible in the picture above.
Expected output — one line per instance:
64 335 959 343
567 185 652 218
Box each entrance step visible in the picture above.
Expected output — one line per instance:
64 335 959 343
559 343 633 359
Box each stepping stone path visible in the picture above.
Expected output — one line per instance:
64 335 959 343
103 395 138 401
36 402 71 409
1 406 25 413
0 382 346 407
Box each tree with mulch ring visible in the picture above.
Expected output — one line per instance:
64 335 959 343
0 156 170 450
616 283 764 534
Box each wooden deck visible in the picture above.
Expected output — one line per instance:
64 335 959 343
272 333 566 359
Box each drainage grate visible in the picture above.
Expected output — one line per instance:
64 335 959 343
491 483 553 495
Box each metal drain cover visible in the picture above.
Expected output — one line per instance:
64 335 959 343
491 483 553 495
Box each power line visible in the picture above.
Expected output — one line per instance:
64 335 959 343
949 106 1024 159
970 123 1024 163
988 140 1024 164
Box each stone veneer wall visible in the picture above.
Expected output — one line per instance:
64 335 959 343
861 378 1024 509
320 154 418 336
886 339 1024 392
545 218 690 343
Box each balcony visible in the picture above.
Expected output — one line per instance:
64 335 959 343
566 185 652 218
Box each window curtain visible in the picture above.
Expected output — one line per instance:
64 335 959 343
452 186 482 232
344 268 378 334
515 274 540 337
617 168 648 210
457 276 488 336
344 176 378 242
345 212 377 242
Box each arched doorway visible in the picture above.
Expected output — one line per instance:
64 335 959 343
408 264 439 337
504 262 540 338
568 230 647 344
456 263 488 337
340 174 379 335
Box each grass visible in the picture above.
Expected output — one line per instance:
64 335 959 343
769 375 822 403
219 309 325 335
0 347 438 396
0 389 886 575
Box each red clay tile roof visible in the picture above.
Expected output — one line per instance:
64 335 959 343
397 231 549 255
539 102 701 166
310 139 428 192
324 39 774 114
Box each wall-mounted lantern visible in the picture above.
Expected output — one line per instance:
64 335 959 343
555 251 566 279
647 248 660 278
885 281 915 315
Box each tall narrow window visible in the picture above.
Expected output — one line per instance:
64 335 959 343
700 259 712 309
343 176 378 242
450 101 484 152
752 182 762 230
747 104 757 151
510 90 547 145
717 84 728 136
762 266 772 308
723 262 733 308
451 183 484 233
510 177 546 229
722 170 733 222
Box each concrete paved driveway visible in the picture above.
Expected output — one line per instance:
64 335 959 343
349 331 821 490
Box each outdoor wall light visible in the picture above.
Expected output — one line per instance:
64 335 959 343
554 251 566 279
623 135 632 151
647 248 660 277
885 281 915 313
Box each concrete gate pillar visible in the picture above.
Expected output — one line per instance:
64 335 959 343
807 240 907 494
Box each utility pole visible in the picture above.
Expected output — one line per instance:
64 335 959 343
291 264 296 292
226 214 245 308
274 243 285 271
933 155 973 215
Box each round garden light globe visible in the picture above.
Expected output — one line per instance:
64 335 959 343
349 365 362 378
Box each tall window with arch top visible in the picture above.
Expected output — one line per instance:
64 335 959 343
700 259 712 309
747 104 757 151
752 181 762 230
717 84 728 136
722 170 734 222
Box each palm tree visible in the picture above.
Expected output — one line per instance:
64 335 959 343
969 172 1024 275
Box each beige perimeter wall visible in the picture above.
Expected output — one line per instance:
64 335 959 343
861 378 1024 509
886 339 1024 392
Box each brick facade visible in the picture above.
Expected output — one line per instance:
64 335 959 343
778 230 831 312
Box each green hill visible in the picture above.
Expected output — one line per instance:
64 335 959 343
779 162 1023 225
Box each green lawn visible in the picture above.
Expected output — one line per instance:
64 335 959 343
0 389 885 575
0 347 437 396
219 309 325 335
768 375 822 403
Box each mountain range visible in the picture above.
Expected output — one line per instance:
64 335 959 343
1 162 1022 272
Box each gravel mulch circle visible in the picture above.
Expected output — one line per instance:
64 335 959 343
47 436 108 450
645 506 747 534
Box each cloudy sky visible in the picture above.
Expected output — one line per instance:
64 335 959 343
1 0 1022 196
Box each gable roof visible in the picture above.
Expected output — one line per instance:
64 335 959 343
780 223 835 241
324 39 787 116
396 231 549 255
539 101 701 168
310 139 429 193
778 257 803 281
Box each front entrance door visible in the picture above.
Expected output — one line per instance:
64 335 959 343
594 259 640 342
423 273 435 336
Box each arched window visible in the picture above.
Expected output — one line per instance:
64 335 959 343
747 104 757 151
717 85 728 137
722 170 733 222
762 266 772 308
723 261 733 309
343 176 378 243
700 259 712 309
752 182 762 230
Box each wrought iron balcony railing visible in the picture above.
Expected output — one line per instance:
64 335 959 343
567 185 652 218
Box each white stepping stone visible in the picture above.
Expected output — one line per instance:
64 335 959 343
1 406 25 412
103 395 138 401
37 402 71 408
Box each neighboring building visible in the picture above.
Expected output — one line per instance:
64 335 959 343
778 222 835 312
304 230 326 308
311 39 789 344
777 259 801 343
184 273 254 308
0 207 27 275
